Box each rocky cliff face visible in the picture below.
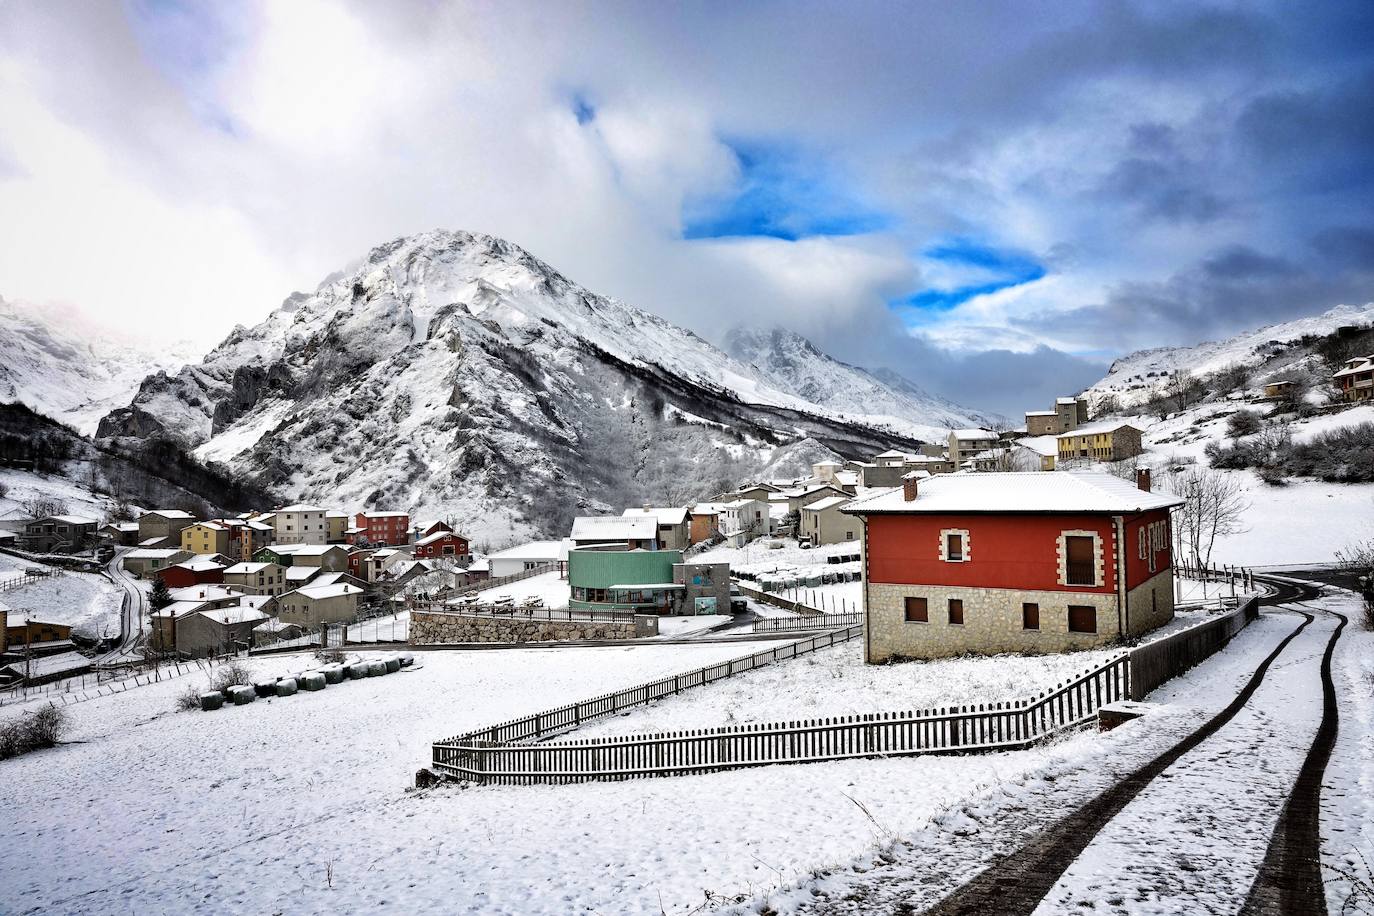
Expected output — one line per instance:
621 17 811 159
722 326 993 432
97 230 948 545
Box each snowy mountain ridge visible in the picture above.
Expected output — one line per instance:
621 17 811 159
1086 301 1374 409
722 326 993 433
96 229 951 543
0 296 202 435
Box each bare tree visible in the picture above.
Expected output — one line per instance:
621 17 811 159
20 497 70 518
1165 467 1250 569
1165 370 1206 412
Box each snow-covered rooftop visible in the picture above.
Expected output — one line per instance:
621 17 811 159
168 585 242 602
126 548 187 559
487 539 566 561
802 496 851 512
144 509 197 519
0 650 90 679
224 562 275 574
357 510 408 518
843 471 1184 515
1056 419 1145 439
276 504 328 513
950 428 995 439
570 516 658 542
291 583 363 600
414 530 464 547
195 607 270 626
1332 355 1374 378
1016 435 1059 457
621 506 690 526
267 544 344 556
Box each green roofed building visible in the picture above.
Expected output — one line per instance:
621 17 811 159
568 548 684 613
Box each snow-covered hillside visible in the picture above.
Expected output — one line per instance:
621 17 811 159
723 326 992 436
0 296 201 435
96 230 937 543
1086 302 1374 409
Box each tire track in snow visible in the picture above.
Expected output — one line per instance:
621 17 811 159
1240 602 1348 916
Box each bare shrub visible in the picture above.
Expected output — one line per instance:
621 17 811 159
314 647 346 665
211 659 252 692
175 685 203 712
0 704 69 759
1226 410 1262 438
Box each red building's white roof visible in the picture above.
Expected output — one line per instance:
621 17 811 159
844 472 1183 515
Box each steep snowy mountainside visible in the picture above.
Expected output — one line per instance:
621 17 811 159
97 230 925 543
722 326 995 436
1086 302 1374 409
0 297 202 435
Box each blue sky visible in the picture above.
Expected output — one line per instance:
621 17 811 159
1 0 1372 415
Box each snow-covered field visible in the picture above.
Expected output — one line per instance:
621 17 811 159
462 569 572 609
578 636 1123 739
0 638 1123 916
0 565 122 638
1210 475 1374 566
0 467 114 522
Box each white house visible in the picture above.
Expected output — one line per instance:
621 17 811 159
620 506 691 551
570 516 660 550
272 504 331 545
487 540 570 578
718 499 769 548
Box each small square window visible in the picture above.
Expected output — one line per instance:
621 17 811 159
904 597 928 623
1068 605 1097 634
947 598 964 626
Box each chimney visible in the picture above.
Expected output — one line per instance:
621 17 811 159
643 504 652 512
902 472 920 502
1135 466 1152 493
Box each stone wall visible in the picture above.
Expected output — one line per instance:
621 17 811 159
864 582 1124 662
1126 570 1175 636
410 610 641 645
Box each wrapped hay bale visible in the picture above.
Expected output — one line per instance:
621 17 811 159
384 657 402 673
299 672 327 691
345 662 370 680
399 654 414 668
367 660 387 677
199 692 225 712
253 680 278 698
321 665 345 684
228 685 257 705
275 678 298 697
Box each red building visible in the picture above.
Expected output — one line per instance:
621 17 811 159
844 470 1182 662
412 529 470 561
157 559 228 589
350 511 411 547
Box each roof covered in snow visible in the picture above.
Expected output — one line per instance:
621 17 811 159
571 515 658 542
949 428 996 439
224 562 275 574
1056 420 1145 439
802 496 851 512
1015 435 1060 457
843 471 1184 515
291 583 363 600
194 606 270 626
487 539 567 561
621 506 690 526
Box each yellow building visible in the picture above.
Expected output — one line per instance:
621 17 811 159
1056 422 1144 464
180 522 231 556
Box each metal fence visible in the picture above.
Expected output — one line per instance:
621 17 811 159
1128 595 1259 701
752 612 861 633
434 646 1128 785
449 563 559 598
415 604 637 624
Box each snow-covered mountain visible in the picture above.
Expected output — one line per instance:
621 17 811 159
1086 302 1374 409
0 296 202 435
722 326 992 434
96 230 936 544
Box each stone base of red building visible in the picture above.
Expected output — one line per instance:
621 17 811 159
863 570 1175 663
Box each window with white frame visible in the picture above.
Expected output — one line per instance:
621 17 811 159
939 529 971 562
1058 530 1102 587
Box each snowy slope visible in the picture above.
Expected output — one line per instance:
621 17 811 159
1086 302 1374 409
97 230 930 543
0 296 200 435
723 326 993 436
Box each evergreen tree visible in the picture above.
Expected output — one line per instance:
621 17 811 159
149 578 174 611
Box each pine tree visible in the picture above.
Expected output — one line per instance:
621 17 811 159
149 578 174 611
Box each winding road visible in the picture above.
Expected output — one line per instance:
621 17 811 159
93 548 146 667
795 574 1350 916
